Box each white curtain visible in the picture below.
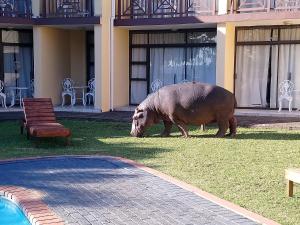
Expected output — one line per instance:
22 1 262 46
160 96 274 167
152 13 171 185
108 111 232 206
235 45 270 107
131 81 147 104
235 29 271 107
132 48 146 62
131 32 217 104
186 47 216 84
19 47 33 96
150 48 185 89
130 47 147 104
276 28 300 109
132 34 148 44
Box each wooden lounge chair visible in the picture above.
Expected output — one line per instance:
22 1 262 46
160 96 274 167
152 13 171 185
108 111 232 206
21 98 71 144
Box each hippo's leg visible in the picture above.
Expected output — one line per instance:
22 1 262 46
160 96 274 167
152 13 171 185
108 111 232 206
228 117 237 137
176 122 189 138
216 119 229 138
161 120 173 137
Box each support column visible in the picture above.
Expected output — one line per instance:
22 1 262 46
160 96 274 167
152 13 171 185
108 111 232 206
94 0 112 112
33 27 70 105
216 23 235 93
112 28 129 109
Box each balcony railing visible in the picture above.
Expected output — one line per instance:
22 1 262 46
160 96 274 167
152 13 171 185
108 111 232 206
233 0 300 13
115 0 216 19
0 0 32 18
40 0 94 18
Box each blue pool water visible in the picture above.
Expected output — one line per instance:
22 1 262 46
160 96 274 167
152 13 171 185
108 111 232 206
0 197 31 225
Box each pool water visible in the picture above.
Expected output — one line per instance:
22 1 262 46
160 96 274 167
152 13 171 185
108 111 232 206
0 197 31 225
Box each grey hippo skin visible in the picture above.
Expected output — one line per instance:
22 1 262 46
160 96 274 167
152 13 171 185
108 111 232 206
130 82 237 138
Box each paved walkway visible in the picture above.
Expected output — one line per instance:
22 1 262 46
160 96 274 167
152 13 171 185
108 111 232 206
0 156 261 225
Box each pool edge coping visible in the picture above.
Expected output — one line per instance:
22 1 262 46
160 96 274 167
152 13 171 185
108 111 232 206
0 186 65 225
0 155 281 225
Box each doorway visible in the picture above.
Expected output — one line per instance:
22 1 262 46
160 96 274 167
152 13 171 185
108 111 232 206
235 26 300 109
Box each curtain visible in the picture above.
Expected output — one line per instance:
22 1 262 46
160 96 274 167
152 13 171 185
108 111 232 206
150 48 185 89
186 47 216 84
132 34 148 45
19 47 33 96
235 45 270 107
3 46 33 97
131 81 147 104
131 32 217 104
235 29 271 107
275 28 300 109
131 47 147 104
3 46 17 87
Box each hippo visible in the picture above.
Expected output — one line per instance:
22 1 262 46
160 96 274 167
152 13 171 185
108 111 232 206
130 82 237 138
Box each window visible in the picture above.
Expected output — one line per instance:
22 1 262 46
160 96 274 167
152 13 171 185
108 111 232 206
129 29 217 105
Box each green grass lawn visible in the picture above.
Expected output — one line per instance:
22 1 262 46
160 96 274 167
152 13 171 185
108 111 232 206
0 120 300 225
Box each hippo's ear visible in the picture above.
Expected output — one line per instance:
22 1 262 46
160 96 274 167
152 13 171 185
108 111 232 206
133 111 144 120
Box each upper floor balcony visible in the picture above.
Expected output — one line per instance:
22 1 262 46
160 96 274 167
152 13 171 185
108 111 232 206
35 0 101 25
115 0 217 20
232 0 300 13
115 0 300 26
39 0 94 18
0 0 32 18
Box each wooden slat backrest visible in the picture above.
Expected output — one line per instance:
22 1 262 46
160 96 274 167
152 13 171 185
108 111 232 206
23 98 57 124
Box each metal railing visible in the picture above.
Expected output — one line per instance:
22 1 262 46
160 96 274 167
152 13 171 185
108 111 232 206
231 0 300 13
115 0 217 19
40 0 94 18
0 0 32 18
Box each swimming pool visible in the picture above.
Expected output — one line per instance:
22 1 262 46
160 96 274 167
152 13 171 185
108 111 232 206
0 197 31 225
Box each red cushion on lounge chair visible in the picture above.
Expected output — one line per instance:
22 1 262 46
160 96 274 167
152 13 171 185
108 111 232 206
22 98 71 140
29 125 71 138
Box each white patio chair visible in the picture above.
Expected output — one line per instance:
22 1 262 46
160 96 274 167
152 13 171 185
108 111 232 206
85 78 95 106
0 80 7 108
61 78 76 107
278 80 294 112
151 79 163 93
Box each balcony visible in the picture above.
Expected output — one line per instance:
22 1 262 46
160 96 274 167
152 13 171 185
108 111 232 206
233 0 300 13
0 0 32 18
115 0 217 20
40 0 94 18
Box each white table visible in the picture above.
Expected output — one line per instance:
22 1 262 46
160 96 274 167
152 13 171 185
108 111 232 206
73 86 88 106
6 87 29 108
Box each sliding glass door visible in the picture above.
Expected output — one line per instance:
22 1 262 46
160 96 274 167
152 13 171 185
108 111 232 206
3 46 33 96
0 30 33 98
235 27 300 109
130 30 217 105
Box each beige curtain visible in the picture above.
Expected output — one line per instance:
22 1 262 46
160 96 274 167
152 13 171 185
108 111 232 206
235 29 271 107
276 28 300 109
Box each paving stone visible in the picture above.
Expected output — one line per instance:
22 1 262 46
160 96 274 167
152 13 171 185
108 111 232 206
0 157 260 225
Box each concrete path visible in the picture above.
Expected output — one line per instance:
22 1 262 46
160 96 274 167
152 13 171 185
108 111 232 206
0 156 260 225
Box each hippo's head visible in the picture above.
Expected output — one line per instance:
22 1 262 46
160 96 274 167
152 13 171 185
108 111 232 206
130 107 155 137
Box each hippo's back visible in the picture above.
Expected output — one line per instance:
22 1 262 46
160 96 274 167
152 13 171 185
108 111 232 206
156 82 235 124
